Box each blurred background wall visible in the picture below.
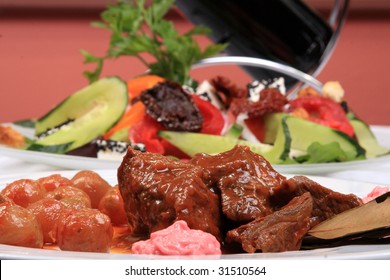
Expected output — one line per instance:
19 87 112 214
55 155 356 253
1 0 389 125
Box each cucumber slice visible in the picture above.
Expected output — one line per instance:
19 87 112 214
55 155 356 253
263 113 285 144
159 131 270 155
109 127 130 142
33 77 128 152
264 116 292 163
159 128 291 164
284 116 365 161
224 123 243 139
159 115 367 163
350 118 389 158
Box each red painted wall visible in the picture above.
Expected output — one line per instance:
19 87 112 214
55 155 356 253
0 6 389 125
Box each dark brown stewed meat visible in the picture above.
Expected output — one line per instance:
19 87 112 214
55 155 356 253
117 148 221 239
190 145 286 222
117 145 363 253
271 175 363 227
225 192 313 253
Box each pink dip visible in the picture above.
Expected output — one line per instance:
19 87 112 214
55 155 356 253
131 220 221 255
362 186 389 203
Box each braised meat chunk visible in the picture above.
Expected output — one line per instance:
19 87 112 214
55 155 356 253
118 145 364 254
271 175 363 227
190 145 286 222
117 148 221 239
226 192 313 253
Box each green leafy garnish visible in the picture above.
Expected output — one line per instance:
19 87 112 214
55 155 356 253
82 0 227 86
295 142 352 163
13 119 36 128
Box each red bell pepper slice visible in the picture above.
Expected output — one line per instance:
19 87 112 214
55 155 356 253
244 116 266 142
192 95 225 135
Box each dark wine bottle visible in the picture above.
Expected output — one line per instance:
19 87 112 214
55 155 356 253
176 0 335 88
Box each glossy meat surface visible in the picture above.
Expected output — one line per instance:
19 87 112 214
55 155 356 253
272 175 363 227
118 148 221 239
191 145 286 222
118 146 363 253
226 192 313 253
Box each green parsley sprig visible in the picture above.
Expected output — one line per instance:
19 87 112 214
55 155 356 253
81 0 227 86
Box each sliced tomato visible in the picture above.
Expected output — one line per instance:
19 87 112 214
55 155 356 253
192 95 225 135
244 116 265 142
289 96 354 137
129 115 165 154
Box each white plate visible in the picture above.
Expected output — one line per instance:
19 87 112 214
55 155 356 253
1 125 390 174
0 170 389 260
0 145 121 170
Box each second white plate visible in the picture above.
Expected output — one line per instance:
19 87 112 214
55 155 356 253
1 125 389 174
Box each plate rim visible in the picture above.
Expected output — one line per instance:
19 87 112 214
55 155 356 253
0 170 388 260
1 125 390 174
